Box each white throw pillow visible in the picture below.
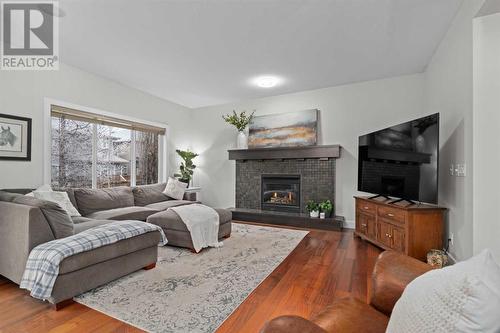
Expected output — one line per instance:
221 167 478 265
36 184 53 192
163 177 188 200
26 184 53 197
387 249 500 333
33 191 81 217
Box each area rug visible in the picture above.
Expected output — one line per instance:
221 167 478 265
74 223 308 333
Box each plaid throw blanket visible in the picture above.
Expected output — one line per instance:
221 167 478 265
20 220 167 300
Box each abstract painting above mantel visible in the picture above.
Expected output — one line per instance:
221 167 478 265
248 109 318 148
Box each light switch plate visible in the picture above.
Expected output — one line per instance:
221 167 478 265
455 164 466 177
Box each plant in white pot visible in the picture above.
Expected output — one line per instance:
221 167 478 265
222 110 255 149
306 200 320 218
319 199 333 219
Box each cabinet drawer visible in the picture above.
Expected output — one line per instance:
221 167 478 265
378 206 406 224
357 201 377 215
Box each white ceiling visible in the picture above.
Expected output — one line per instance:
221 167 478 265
59 0 463 108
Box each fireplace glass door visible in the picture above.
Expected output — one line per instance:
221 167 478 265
261 175 300 213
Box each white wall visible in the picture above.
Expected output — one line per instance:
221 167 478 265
190 74 425 225
423 0 485 261
0 63 192 189
189 0 489 262
473 12 500 262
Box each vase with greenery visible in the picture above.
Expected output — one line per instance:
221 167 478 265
306 200 320 218
222 110 255 149
174 149 198 185
319 199 333 218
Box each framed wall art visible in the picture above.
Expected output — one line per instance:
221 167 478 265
0 113 32 161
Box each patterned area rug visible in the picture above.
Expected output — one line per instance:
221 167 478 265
75 223 308 333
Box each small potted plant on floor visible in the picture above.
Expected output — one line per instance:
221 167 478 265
319 199 333 219
306 200 320 218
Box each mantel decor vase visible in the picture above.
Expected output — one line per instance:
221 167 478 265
237 131 248 149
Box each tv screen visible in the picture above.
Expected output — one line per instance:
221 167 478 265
358 113 439 204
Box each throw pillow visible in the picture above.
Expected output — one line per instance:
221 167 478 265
163 177 188 200
26 184 53 197
387 249 500 333
33 191 81 217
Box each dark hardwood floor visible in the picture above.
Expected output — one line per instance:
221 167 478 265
0 223 382 333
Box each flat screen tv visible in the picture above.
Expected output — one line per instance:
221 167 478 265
358 113 439 204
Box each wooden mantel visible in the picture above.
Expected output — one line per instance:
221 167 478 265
228 145 341 161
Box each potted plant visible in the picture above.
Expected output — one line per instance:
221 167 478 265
174 149 198 185
319 199 333 219
306 200 320 218
222 110 255 149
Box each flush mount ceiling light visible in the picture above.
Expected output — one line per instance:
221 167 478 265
253 76 281 88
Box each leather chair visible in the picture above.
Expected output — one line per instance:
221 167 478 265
260 251 432 333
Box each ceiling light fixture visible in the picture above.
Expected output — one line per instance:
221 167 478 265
254 76 280 88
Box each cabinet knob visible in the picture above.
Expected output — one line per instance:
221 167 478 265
387 213 395 217
364 206 369 210
361 223 367 227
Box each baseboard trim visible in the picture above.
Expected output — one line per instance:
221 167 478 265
343 220 355 229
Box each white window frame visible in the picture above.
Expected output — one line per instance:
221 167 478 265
43 98 169 187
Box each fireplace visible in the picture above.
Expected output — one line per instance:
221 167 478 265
261 174 300 213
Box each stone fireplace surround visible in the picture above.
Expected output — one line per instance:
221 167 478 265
229 145 342 230
235 159 335 214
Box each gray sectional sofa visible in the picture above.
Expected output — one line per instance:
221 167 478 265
0 183 232 308
67 184 232 248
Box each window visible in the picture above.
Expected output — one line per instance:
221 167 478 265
51 117 93 188
135 131 159 185
96 124 132 188
50 105 165 189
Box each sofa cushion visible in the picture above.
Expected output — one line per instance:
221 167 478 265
71 216 94 224
0 191 23 202
145 200 196 211
132 182 169 206
0 188 33 195
59 231 160 274
86 206 159 221
73 219 112 234
147 208 231 232
12 196 74 239
74 186 135 216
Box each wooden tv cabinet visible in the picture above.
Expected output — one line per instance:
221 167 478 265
354 196 447 261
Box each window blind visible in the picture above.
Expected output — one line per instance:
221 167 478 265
51 105 166 135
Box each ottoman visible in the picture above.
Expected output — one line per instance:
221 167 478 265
146 208 232 251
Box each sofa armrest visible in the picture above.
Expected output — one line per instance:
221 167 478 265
369 251 432 315
260 316 327 333
0 202 55 284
